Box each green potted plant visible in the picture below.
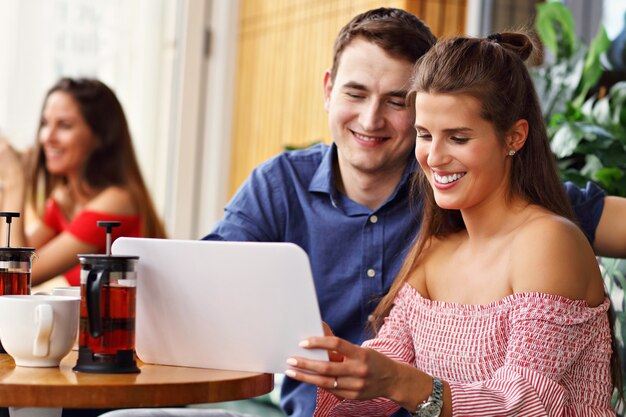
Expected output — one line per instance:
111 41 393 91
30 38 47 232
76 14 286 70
532 2 626 197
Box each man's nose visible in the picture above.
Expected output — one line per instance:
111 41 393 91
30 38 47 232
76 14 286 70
359 101 384 131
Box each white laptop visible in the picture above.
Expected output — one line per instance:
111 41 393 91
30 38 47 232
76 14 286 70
111 237 327 374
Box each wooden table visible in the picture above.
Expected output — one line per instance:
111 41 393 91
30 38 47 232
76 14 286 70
0 352 273 415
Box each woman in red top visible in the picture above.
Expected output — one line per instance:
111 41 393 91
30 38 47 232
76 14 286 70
0 78 166 286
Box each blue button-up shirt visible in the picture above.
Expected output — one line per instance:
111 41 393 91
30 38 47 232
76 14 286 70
204 143 419 416
203 143 605 417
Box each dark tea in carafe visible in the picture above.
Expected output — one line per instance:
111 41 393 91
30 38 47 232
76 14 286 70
79 284 136 354
0 212 35 353
0 272 30 296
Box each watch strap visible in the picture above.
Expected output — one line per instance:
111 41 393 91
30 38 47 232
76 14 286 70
431 376 443 404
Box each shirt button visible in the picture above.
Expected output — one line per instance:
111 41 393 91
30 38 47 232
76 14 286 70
367 269 376 278
370 215 378 224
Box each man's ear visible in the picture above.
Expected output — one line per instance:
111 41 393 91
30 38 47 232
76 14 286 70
323 70 333 112
506 119 529 153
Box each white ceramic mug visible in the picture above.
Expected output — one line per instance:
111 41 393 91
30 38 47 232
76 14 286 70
51 287 80 298
51 287 81 350
0 295 80 367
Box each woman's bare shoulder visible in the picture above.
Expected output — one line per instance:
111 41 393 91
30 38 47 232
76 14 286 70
84 186 137 215
510 211 604 305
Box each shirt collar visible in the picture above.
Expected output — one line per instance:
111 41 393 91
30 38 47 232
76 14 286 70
309 143 338 194
308 143 417 205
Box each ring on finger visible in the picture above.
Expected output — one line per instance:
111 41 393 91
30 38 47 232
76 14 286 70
333 377 338 389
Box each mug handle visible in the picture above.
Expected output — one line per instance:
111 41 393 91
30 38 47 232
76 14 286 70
32 304 53 357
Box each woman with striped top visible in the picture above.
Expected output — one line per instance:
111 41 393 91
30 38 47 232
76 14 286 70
284 32 620 416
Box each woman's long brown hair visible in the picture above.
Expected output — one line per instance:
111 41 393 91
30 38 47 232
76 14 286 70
28 78 166 239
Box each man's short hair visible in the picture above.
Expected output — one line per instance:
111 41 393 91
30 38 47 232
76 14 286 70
330 8 437 81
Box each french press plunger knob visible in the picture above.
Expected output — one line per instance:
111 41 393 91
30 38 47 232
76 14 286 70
0 212 20 247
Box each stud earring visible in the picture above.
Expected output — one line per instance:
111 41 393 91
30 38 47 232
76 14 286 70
508 149 516 156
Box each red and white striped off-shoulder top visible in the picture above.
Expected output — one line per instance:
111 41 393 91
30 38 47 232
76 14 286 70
315 283 615 416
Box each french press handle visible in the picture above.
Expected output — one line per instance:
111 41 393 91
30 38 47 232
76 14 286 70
86 268 109 338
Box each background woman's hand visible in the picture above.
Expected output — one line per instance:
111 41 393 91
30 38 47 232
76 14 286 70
0 139 28 186
285 335 401 401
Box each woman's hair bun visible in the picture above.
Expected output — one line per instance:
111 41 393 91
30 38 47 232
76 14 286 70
487 32 534 61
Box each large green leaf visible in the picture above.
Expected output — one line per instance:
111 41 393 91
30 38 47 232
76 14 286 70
592 96 612 125
609 82 626 125
581 154 603 177
594 166 624 188
573 26 611 108
610 81 626 103
531 50 585 119
575 123 614 142
535 2 577 60
580 96 596 119
550 123 584 157
550 121 614 158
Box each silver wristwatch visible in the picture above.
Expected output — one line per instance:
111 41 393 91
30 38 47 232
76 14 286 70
413 376 443 417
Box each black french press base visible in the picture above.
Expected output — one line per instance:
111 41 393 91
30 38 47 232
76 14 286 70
73 347 140 374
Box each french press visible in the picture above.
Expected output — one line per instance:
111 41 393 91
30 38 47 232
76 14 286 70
73 221 140 373
0 212 35 354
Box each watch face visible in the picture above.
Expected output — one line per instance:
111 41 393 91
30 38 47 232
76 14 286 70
417 402 442 417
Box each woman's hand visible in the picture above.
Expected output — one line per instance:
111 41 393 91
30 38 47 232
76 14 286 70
285 334 402 401
0 139 28 186
321 322 343 363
